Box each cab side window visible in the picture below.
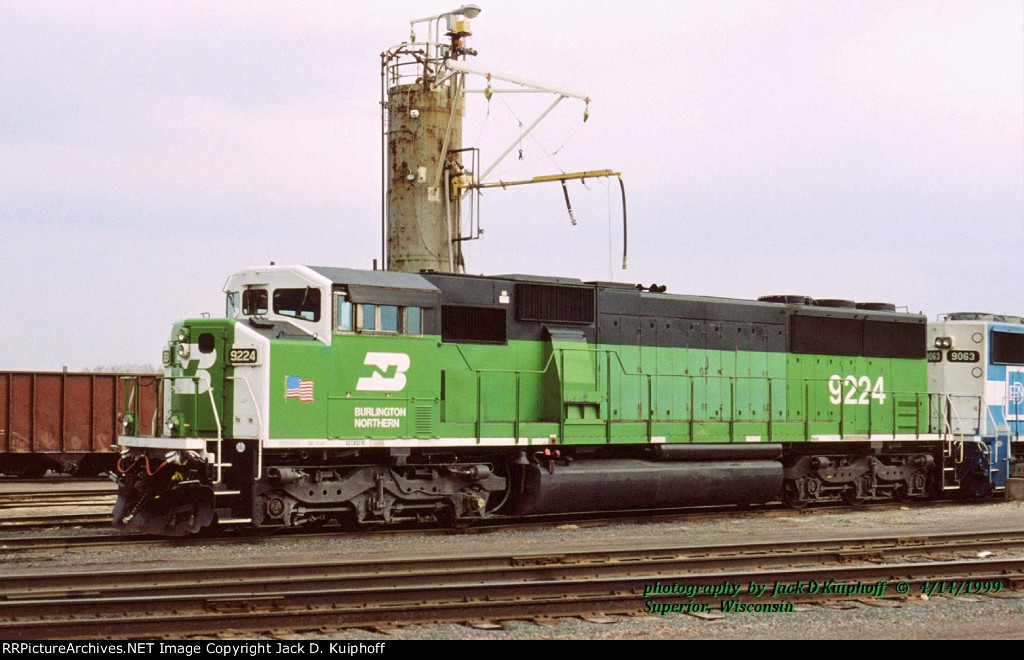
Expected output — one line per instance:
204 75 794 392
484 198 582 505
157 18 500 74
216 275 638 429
406 306 422 335
335 294 354 332
334 294 422 337
359 304 377 331
380 305 399 333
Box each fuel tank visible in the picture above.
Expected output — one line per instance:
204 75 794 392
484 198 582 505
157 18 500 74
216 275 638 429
507 458 782 515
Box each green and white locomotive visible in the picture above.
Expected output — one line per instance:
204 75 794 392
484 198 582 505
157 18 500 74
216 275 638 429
114 264 1001 535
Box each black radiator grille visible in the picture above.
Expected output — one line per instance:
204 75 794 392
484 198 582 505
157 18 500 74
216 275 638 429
790 315 862 356
516 283 595 324
790 315 923 359
864 320 924 358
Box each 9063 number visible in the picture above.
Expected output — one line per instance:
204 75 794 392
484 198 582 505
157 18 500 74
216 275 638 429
828 375 885 405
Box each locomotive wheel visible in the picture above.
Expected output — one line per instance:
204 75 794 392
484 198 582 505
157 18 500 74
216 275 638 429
892 484 912 502
960 472 994 499
302 516 328 530
333 510 363 532
436 503 476 530
781 482 807 510
841 489 866 506
970 482 994 499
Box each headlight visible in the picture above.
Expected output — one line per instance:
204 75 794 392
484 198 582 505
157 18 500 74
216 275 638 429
177 343 191 359
177 328 189 343
165 416 179 432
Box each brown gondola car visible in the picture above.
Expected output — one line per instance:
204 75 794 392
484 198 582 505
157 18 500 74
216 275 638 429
0 371 161 477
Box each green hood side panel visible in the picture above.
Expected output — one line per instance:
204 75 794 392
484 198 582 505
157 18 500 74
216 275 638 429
269 335 556 441
269 335 442 440
261 330 932 444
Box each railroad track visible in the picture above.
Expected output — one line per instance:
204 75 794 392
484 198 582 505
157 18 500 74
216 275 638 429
0 477 112 486
0 497 1006 554
0 491 116 529
0 513 111 529
2 529 1023 639
0 492 115 506
0 481 116 529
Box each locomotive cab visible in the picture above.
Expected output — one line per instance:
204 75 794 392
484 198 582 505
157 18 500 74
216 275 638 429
115 266 334 533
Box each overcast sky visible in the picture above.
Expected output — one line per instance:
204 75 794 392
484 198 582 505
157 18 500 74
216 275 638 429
2 0 1021 371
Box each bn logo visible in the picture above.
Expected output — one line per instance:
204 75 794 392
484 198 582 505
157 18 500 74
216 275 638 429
356 352 410 392
1009 381 1024 405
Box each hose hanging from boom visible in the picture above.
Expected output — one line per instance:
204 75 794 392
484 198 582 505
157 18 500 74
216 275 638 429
561 179 577 225
618 174 627 270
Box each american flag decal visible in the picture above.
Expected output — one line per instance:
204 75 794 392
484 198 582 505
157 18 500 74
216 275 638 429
285 375 314 403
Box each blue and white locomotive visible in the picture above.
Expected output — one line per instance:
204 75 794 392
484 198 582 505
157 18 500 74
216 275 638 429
928 313 1024 496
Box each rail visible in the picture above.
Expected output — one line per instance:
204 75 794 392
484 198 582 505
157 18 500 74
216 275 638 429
1000 392 1022 441
382 41 465 92
120 374 224 484
941 393 966 466
118 347 948 451
952 393 1011 482
594 347 933 436
119 375 162 438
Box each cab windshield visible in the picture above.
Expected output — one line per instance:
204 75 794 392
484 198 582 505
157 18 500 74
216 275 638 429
273 287 321 322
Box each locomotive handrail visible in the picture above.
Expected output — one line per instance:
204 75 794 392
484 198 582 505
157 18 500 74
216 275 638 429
448 343 558 374
592 344 933 399
150 376 162 437
152 376 164 437
942 393 966 463
443 345 557 443
125 377 138 428
195 373 224 485
156 376 168 437
439 343 941 444
944 394 983 436
987 398 1001 438
984 403 1005 478
556 345 939 442
998 393 1022 442
119 375 140 438
440 344 558 441
119 374 165 438
154 372 224 483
